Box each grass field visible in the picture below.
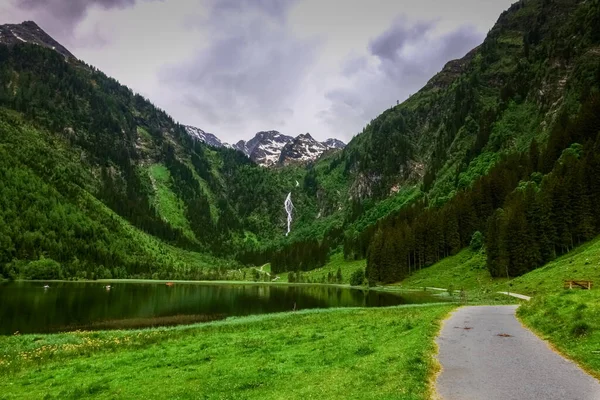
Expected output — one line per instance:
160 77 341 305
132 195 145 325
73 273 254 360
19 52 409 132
0 304 455 400
518 290 600 379
276 253 366 284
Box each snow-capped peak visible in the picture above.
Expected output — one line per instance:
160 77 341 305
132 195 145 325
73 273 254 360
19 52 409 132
183 125 345 167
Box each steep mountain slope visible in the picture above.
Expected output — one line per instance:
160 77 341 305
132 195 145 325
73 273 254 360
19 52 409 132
0 22 300 279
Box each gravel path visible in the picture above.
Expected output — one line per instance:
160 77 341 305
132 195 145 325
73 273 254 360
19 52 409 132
496 291 532 301
435 306 600 400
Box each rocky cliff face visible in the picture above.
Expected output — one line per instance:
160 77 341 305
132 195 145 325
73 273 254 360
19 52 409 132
0 21 74 59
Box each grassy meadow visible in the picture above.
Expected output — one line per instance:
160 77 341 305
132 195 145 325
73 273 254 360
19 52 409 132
0 304 455 400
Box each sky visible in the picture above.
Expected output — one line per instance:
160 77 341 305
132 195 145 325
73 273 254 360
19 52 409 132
1 0 516 143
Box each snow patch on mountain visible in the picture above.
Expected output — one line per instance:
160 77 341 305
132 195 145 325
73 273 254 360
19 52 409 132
184 125 224 148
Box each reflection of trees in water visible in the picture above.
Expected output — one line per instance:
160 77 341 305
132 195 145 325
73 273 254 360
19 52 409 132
0 282 442 334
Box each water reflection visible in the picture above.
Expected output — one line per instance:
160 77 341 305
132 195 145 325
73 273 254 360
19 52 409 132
0 281 443 334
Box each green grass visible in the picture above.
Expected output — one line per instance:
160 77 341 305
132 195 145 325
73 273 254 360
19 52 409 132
398 249 491 291
393 249 511 304
278 253 366 284
0 304 456 400
394 234 600 300
518 290 600 379
507 236 600 296
148 164 195 240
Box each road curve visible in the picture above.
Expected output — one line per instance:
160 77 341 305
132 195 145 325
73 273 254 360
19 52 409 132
435 306 600 400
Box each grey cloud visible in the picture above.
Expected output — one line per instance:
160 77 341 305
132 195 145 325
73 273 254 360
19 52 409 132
161 0 316 135
211 0 298 21
369 19 434 62
13 0 139 38
320 20 483 141
341 56 368 77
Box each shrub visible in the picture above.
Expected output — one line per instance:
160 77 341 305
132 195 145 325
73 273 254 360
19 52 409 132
350 268 365 286
470 231 484 251
21 257 64 280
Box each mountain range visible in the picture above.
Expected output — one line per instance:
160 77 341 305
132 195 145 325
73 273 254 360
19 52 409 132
184 126 346 167
1 0 600 284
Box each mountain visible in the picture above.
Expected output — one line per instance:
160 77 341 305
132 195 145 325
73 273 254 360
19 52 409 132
0 21 74 59
323 138 346 150
2 0 600 285
278 133 329 166
218 131 346 167
184 125 226 148
232 131 293 166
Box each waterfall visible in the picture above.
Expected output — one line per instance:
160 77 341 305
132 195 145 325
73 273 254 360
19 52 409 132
284 192 294 236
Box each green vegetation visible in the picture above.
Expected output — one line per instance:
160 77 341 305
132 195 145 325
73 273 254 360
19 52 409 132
507 235 600 296
278 253 365 284
0 304 456 399
518 290 600 378
147 164 195 241
398 249 492 291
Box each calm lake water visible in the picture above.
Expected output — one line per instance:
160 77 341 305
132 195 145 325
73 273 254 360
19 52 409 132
0 281 443 334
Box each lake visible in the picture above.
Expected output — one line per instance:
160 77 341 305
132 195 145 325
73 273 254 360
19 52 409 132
0 281 444 334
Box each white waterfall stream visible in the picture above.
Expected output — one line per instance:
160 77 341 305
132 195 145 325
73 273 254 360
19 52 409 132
284 192 294 236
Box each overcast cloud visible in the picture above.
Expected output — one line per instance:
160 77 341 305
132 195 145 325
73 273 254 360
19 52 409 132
0 0 516 142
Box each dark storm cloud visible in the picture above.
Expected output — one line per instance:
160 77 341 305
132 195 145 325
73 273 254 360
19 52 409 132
320 19 482 140
161 0 316 130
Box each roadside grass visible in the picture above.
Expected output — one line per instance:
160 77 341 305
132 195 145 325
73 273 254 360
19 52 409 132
0 304 456 400
518 290 600 379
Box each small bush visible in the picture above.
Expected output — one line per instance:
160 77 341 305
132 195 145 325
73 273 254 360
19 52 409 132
570 321 591 337
350 268 365 286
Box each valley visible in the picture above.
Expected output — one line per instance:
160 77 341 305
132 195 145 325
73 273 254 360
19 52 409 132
1 0 600 398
